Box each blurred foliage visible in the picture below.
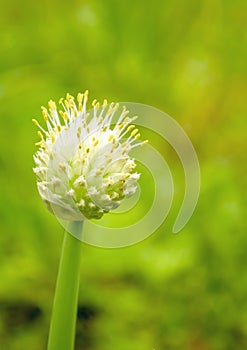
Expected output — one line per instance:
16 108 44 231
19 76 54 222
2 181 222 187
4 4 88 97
0 0 247 349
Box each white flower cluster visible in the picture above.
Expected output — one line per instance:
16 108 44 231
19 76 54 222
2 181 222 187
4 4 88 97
33 91 147 220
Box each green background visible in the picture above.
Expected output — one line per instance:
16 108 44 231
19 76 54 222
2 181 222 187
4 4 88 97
0 0 246 349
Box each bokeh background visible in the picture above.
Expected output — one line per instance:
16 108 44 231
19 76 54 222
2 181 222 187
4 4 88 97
0 0 247 349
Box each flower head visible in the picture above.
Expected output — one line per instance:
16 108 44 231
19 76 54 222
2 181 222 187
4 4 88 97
33 91 147 221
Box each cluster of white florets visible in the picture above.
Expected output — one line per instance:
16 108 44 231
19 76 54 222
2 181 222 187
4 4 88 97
33 91 147 220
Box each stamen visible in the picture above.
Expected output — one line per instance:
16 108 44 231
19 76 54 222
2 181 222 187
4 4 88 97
131 129 139 137
77 127 81 138
48 100 57 111
32 119 48 135
77 93 83 103
37 131 44 139
66 93 74 100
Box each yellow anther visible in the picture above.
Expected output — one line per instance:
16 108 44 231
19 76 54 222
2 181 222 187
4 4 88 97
32 119 39 126
123 117 131 124
127 125 135 131
95 102 100 110
92 99 97 106
78 103 82 112
135 133 141 140
131 129 139 137
52 134 55 143
41 107 48 121
59 111 67 121
93 140 99 147
59 163 66 171
108 134 114 142
86 147 90 153
59 97 64 104
114 103 119 111
66 93 74 101
48 100 57 110
77 127 81 138
84 90 89 100
103 99 108 106
121 111 129 120
69 99 75 108
77 93 83 103
57 125 61 132
102 125 108 132
141 140 149 145
107 109 113 117
37 131 43 139
41 106 48 112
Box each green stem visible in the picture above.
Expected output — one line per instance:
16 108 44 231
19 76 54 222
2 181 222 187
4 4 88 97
48 221 83 350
